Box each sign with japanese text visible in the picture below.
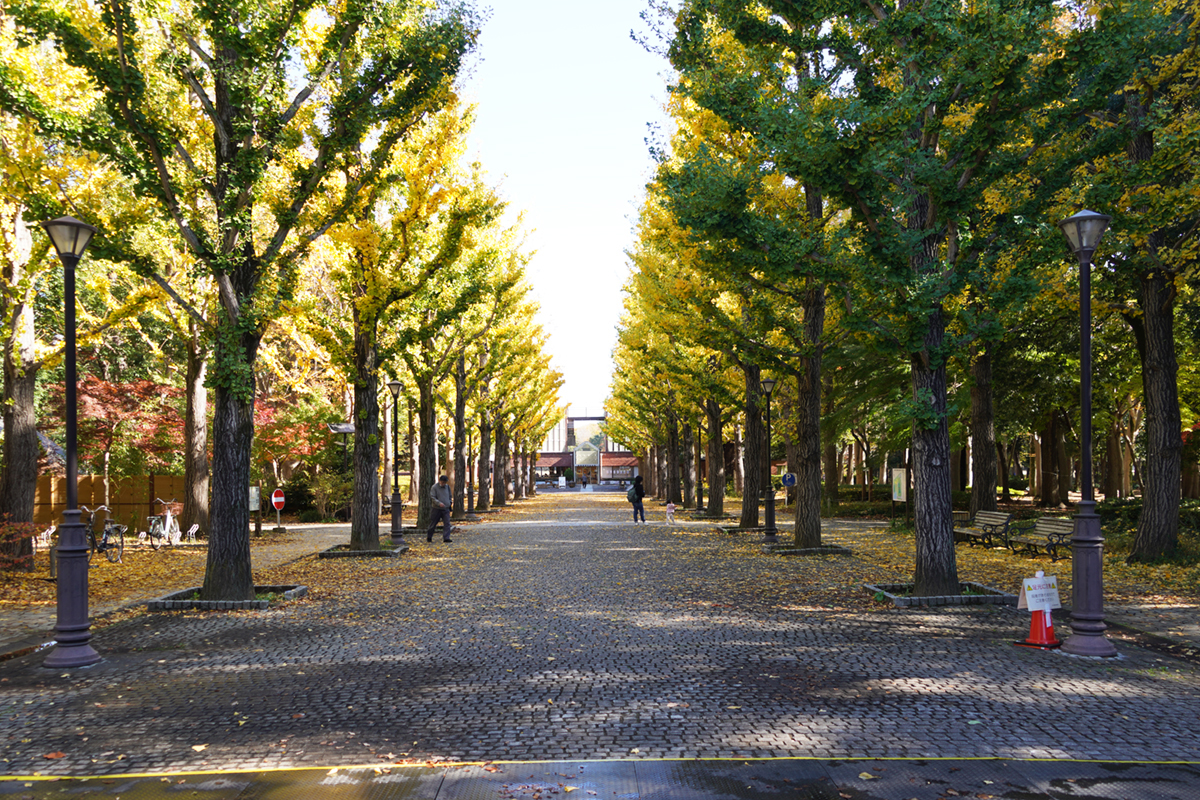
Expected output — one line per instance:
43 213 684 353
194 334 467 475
1018 572 1061 612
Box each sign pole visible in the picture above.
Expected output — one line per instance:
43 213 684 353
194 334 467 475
270 489 286 534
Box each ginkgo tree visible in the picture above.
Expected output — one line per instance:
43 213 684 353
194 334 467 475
305 97 503 550
666 0 1148 594
1 0 481 598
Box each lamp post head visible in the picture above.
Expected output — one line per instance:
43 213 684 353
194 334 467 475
1058 210 1110 260
760 377 777 396
40 216 97 263
387 379 402 400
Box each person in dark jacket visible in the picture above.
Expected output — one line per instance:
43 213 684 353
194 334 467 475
631 474 646 524
427 475 453 543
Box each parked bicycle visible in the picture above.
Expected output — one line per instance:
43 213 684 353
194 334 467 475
81 505 125 563
142 497 182 549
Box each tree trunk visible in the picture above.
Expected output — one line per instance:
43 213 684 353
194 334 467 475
997 440 1011 502
705 398 725 517
1039 423 1059 507
694 420 705 511
349 357 381 551
1127 268 1182 561
739 362 763 529
665 410 682 504
681 421 696 509
793 279 825 548
415 381 438 530
476 408 492 512
202 384 255 600
732 426 744 496
180 325 210 536
853 439 864 489
969 343 997 516
0 206 38 562
407 404 418 504
1055 410 1071 505
492 419 508 507
1105 422 1124 499
657 444 668 499
452 357 468 519
910 306 959 597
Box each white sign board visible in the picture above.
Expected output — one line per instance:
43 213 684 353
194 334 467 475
891 469 907 502
249 486 261 512
558 476 567 488
1018 572 1062 612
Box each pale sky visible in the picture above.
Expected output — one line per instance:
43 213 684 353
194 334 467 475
462 2 671 418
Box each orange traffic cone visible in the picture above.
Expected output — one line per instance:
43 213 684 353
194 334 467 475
1014 609 1061 649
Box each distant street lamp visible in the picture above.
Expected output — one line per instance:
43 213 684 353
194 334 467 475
387 380 404 544
761 376 779 544
41 216 101 669
1057 209 1117 658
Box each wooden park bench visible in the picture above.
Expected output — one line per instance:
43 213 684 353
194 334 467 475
952 510 1013 549
1008 517 1074 562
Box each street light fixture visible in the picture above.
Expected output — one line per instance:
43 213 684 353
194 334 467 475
760 376 778 544
387 380 404 544
40 216 101 669
1057 209 1117 658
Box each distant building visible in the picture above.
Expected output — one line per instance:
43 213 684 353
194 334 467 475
536 415 638 484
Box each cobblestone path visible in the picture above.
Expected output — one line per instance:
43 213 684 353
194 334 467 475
2 492 1199 777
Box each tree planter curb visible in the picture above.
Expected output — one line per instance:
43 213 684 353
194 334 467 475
318 544 409 559
766 545 853 557
147 585 307 611
716 526 767 535
864 582 1016 607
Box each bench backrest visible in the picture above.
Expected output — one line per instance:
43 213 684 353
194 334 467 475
1036 517 1074 536
973 510 1012 528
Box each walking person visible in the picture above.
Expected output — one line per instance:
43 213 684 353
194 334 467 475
427 474 453 543
627 474 647 524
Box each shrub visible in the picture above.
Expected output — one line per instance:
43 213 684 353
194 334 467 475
309 472 352 521
1098 497 1200 564
0 519 42 574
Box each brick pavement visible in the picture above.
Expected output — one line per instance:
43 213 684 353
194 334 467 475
1 494 1198 779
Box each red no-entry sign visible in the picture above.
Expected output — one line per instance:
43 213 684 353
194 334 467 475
271 489 285 511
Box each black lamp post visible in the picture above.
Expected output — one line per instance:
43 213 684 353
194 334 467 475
761 376 779 544
1057 209 1117 658
41 216 101 669
387 380 404 544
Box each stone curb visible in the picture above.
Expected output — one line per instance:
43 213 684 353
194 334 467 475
864 581 1017 607
317 544 409 559
146 584 308 612
766 545 854 556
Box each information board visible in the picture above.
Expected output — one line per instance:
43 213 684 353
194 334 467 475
1018 572 1062 612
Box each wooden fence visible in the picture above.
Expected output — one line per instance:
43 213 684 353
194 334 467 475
34 475 186 531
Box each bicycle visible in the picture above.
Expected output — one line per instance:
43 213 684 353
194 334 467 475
142 497 182 549
81 505 125 564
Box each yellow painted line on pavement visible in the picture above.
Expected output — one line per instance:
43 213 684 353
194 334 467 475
4 754 1200 782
